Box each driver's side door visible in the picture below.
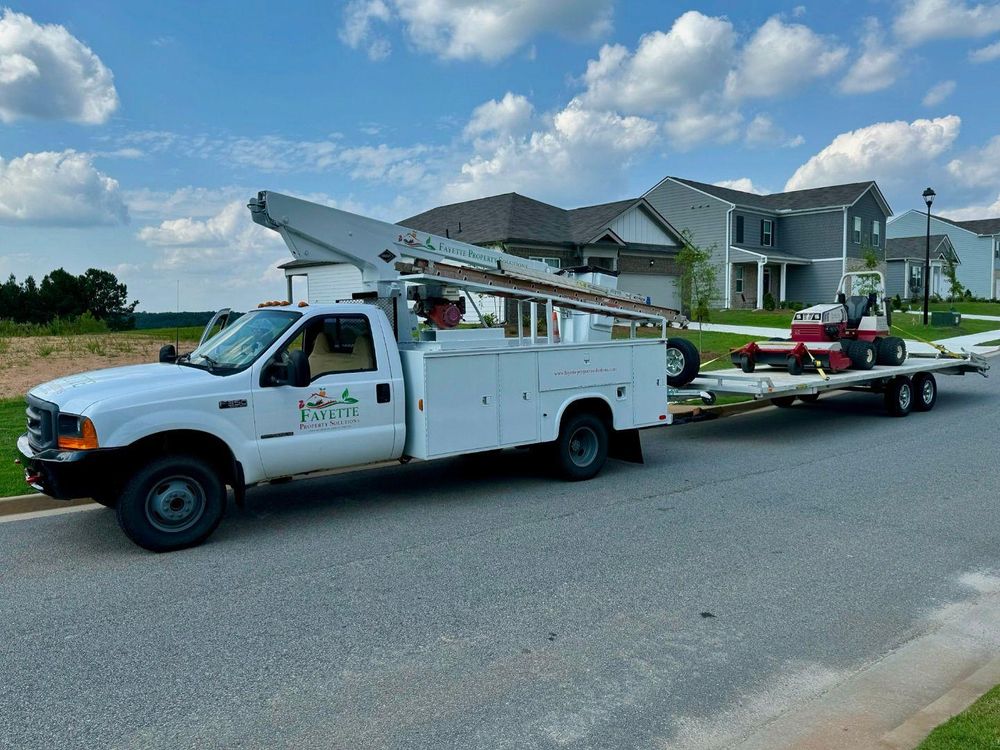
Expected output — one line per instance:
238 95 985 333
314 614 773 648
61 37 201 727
252 312 398 479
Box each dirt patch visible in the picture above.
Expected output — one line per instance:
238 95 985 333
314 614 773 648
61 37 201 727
0 334 198 400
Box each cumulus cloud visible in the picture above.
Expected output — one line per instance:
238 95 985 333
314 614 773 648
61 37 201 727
726 16 847 99
894 0 1000 46
947 135 1000 188
969 40 1000 62
785 115 961 191
0 150 128 226
464 92 535 140
839 19 903 94
0 9 118 124
744 114 804 148
664 103 742 150
937 194 1000 221
923 80 956 106
714 178 766 194
339 0 613 62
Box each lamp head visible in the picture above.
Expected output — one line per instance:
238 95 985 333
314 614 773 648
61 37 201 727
922 187 936 208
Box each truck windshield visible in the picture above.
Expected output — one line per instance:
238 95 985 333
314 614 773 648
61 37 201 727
184 309 300 370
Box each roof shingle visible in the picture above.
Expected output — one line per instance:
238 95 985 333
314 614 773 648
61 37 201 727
669 177 884 213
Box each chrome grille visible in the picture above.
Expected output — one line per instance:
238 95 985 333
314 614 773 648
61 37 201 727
25 397 56 451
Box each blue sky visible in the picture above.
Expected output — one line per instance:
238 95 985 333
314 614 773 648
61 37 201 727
2 0 1000 311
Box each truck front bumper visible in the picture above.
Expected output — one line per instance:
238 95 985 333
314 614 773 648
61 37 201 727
16 433 120 500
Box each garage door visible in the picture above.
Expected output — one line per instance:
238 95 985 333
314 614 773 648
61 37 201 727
617 273 681 310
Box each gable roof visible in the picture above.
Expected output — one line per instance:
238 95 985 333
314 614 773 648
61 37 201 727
930 213 1000 237
399 193 682 248
663 177 892 216
885 234 960 263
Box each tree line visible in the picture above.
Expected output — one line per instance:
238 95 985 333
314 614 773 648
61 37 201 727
0 268 139 330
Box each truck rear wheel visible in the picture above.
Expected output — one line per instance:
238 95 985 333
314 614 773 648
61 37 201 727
555 412 608 481
884 376 913 417
666 338 700 387
116 455 226 552
912 372 937 412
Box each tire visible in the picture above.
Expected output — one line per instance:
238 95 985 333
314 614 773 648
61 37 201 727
786 355 803 376
884 376 913 417
877 336 907 366
850 340 876 370
772 396 796 408
116 455 226 552
912 372 937 412
555 412 609 481
798 393 820 403
666 338 701 387
739 354 755 373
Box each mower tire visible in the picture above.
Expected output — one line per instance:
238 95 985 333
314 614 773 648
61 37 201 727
884 376 913 417
786 355 803 376
912 372 937 412
849 340 876 370
739 353 755 373
772 396 796 408
877 336 907 366
666 338 701 387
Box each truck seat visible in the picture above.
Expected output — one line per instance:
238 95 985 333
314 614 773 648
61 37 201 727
308 332 375 375
845 296 871 329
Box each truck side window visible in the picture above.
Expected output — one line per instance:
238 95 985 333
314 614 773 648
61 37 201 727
303 315 377 380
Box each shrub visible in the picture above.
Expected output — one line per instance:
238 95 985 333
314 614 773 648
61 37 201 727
892 294 903 311
0 313 109 337
786 301 806 311
481 312 498 328
762 292 776 311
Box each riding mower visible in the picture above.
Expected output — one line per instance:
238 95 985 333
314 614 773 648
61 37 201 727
729 271 907 375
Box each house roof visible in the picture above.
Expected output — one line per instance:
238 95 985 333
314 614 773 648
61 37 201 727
399 193 681 248
729 246 812 265
885 234 960 263
666 177 891 215
929 213 1000 236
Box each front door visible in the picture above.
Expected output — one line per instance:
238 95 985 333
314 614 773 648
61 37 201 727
252 312 398 478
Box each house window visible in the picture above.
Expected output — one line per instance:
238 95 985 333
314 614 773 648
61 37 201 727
529 256 561 269
872 220 881 248
853 216 862 244
736 215 744 244
995 240 999 259
761 219 773 247
734 265 744 293
909 264 924 295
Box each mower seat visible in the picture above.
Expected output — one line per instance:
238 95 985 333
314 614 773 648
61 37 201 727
845 295 872 329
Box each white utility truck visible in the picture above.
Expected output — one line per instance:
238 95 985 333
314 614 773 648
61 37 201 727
17 192 694 552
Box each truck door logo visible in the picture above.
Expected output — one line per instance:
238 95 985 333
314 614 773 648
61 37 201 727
298 388 361 431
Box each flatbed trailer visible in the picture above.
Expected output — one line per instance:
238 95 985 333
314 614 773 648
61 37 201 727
672 351 990 417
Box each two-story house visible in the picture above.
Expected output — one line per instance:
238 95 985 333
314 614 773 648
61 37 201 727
643 177 892 308
887 212 1000 299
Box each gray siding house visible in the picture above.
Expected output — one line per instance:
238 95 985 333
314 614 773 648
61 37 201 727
887 211 1000 299
884 234 960 300
644 177 892 308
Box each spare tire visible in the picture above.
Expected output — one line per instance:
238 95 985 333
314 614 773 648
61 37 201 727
666 338 701 387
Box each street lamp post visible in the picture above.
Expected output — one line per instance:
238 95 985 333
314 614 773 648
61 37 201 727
922 187 936 325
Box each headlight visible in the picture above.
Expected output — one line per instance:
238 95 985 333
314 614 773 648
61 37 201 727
57 414 99 450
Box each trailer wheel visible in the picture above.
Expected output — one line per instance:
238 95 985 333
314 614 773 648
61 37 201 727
884 376 913 417
877 336 907 366
739 354 755 373
666 338 700 387
798 393 820 403
912 372 937 412
116 455 226 552
786 355 803 376
772 396 796 408
555 413 608 481
850 340 876 370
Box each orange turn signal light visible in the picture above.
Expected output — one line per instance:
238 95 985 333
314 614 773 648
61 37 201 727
58 417 99 450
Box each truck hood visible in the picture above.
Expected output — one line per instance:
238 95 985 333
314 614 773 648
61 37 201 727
29 363 217 414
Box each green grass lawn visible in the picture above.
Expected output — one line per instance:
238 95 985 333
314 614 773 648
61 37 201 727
927 301 1000 316
0 398 30 498
917 683 1000 749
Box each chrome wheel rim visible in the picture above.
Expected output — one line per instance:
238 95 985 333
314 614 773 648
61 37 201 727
145 476 206 533
568 426 599 468
921 379 934 404
666 348 685 376
898 383 912 411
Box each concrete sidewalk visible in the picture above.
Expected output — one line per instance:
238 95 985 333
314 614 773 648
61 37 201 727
906 309 1000 322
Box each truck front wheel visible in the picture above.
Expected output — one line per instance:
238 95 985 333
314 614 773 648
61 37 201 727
555 413 608 481
116 455 226 552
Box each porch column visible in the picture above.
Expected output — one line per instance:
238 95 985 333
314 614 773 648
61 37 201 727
780 263 787 303
285 274 293 303
756 260 765 309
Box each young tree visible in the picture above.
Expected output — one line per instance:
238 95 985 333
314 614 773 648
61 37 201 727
943 254 963 302
81 268 139 329
676 234 720 351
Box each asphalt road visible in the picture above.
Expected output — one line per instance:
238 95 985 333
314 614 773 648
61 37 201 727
2 370 999 750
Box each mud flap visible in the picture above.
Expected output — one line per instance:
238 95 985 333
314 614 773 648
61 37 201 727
609 428 644 464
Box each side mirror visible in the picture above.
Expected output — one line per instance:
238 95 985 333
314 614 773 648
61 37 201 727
288 350 310 388
159 344 177 363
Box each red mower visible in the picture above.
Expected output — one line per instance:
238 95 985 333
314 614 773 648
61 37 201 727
730 271 907 375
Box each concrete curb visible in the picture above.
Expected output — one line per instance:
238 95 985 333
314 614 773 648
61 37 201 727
880 656 1000 749
0 493 94 518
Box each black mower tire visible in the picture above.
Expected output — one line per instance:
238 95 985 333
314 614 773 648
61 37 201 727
912 372 937 412
786 355 804 376
666 338 701 387
798 393 820 403
850 340 876 370
739 354 755 373
772 396 796 408
877 336 907 366
884 376 913 417
554 412 609 481
116 455 227 552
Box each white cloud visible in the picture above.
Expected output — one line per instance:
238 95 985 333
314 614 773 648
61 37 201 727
664 102 742 150
726 16 847 99
937 194 1000 221
340 0 393 60
894 0 1000 46
839 19 903 94
947 135 1000 188
0 9 118 124
714 178 766 194
785 115 961 191
923 80 956 106
124 185 253 221
970 40 1000 62
464 92 535 140
745 114 804 148
0 150 128 226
